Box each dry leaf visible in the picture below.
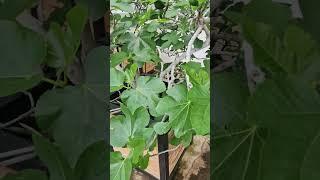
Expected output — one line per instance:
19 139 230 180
175 136 210 180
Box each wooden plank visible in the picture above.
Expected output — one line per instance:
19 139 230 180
142 63 156 73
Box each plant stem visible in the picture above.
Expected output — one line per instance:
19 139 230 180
150 144 181 157
0 109 34 129
0 146 34 159
162 0 170 18
0 153 36 166
42 77 65 87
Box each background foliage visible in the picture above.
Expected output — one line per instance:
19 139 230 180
0 0 108 179
212 0 320 179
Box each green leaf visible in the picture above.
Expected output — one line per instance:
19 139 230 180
110 116 129 147
146 21 160 32
239 18 285 75
212 72 259 180
171 130 193 147
300 54 320 83
35 87 107 167
240 18 319 75
66 4 88 49
243 0 291 33
188 84 210 134
0 20 45 97
124 64 138 84
132 51 156 63
248 77 320 139
83 46 108 101
46 5 88 67
136 154 150 169
74 141 108 180
0 0 37 20
227 8 320 76
32 134 73 180
161 32 180 48
121 76 166 116
214 77 320 180
127 34 157 63
282 25 320 74
212 127 263 180
154 121 171 135
1 169 48 180
110 68 125 92
258 132 310 180
194 38 203 49
165 8 179 18
84 46 108 84
110 152 132 180
300 0 320 43
35 47 107 167
183 62 209 86
213 72 249 129
301 133 320 180
46 22 70 68
249 79 320 178
127 137 145 164
111 52 129 67
110 105 150 147
155 84 209 138
76 0 106 21
189 0 198 7
0 75 42 97
35 95 61 131
111 0 134 13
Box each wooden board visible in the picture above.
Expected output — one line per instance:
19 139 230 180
123 61 156 74
142 63 156 73
114 143 184 179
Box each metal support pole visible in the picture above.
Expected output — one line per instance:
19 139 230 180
157 133 169 180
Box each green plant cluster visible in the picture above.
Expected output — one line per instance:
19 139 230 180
213 0 320 179
110 0 209 179
0 0 108 179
